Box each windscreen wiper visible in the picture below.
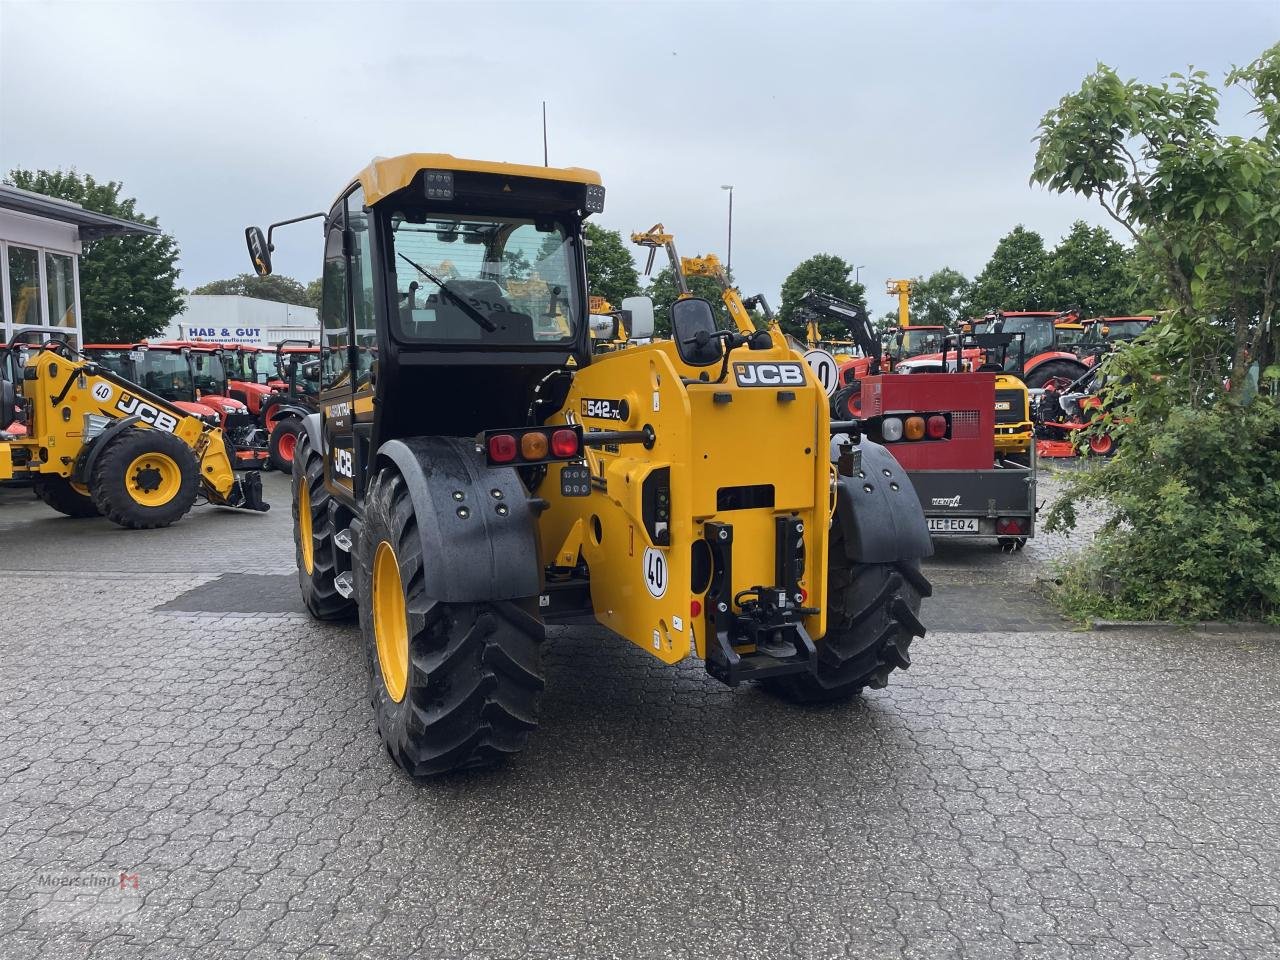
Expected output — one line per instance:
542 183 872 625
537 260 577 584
396 252 498 332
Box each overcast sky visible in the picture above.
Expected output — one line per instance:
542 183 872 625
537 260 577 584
2 1 1276 315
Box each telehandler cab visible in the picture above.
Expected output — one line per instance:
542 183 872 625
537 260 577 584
0 334 269 527
247 154 932 776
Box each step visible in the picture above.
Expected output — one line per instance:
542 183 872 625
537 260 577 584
334 572 354 599
333 528 353 553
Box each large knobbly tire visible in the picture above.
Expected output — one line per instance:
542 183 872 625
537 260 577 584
269 417 303 473
293 432 355 620
90 429 200 529
766 523 930 703
33 477 100 518
359 471 545 776
1026 359 1087 390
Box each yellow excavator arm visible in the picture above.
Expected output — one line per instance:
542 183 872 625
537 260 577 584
631 224 786 349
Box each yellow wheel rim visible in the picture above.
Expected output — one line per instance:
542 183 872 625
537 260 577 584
372 540 409 703
125 453 183 508
70 481 91 497
298 479 315 576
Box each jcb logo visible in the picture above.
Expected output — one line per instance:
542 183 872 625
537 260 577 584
733 362 807 388
116 393 179 433
333 448 354 478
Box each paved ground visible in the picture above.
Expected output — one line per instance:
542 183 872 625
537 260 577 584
2 468 1278 959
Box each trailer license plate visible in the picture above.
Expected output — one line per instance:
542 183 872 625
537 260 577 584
929 518 979 533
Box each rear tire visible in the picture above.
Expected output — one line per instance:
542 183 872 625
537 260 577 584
90 429 199 529
359 470 545 776
293 431 356 620
269 417 303 473
33 477 100 518
1026 359 1086 390
765 523 929 702
831 382 860 420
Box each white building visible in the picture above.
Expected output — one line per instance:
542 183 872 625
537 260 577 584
165 294 319 347
0 183 159 347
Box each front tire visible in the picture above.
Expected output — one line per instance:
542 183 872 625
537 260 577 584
831 382 860 420
359 471 545 776
765 523 929 702
90 429 200 529
292 431 355 620
33 477 100 518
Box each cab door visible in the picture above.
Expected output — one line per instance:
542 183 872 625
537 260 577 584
319 197 357 505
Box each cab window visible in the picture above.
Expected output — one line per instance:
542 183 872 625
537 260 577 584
320 202 349 390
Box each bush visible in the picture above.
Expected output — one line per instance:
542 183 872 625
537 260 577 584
1047 399 1280 623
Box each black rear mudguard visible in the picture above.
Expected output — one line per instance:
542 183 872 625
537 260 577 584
375 437 541 603
830 436 934 563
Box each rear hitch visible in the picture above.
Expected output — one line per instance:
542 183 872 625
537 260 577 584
702 517 819 687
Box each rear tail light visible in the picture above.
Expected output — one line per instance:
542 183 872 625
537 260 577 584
483 425 584 466
521 432 549 460
551 428 579 457
996 518 1026 535
904 416 925 440
488 434 517 463
881 417 904 442
926 415 947 439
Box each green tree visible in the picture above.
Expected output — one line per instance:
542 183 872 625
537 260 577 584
778 254 866 340
1041 221 1138 318
908 267 972 329
585 224 640 308
191 273 311 305
6 168 182 342
1032 44 1280 624
1031 47 1280 394
304 278 323 310
967 226 1050 314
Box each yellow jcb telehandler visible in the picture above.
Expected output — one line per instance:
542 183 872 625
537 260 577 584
0 334 269 528
247 154 932 776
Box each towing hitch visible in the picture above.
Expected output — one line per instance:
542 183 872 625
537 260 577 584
702 517 820 686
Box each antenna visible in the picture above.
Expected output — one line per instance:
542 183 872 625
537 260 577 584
542 101 548 166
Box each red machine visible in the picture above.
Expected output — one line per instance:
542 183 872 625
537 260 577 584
83 343 223 423
219 344 279 416
855 372 1035 549
896 310 1088 389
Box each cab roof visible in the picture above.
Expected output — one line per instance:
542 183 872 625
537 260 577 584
349 153 603 207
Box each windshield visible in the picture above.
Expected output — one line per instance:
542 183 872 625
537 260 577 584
86 348 136 381
252 352 278 382
901 329 945 357
979 316 1054 355
1055 326 1084 346
139 350 193 401
1096 320 1151 340
191 353 226 395
390 214 579 344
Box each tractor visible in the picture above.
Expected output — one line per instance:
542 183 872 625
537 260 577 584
1 334 269 527
247 153 933 775
258 339 323 473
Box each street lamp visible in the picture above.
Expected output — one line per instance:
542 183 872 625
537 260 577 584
856 264 866 285
721 185 734 277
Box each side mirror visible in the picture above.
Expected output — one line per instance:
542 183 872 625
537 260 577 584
245 226 272 276
620 296 654 340
894 330 905 346
589 314 619 341
670 297 721 367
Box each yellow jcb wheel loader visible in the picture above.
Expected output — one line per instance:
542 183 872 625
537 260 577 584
0 336 270 528
247 153 933 777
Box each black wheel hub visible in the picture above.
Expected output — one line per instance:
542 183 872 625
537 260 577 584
133 466 162 493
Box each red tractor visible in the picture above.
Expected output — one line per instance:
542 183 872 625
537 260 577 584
219 343 281 417
1077 316 1158 367
896 309 1088 390
258 341 322 473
